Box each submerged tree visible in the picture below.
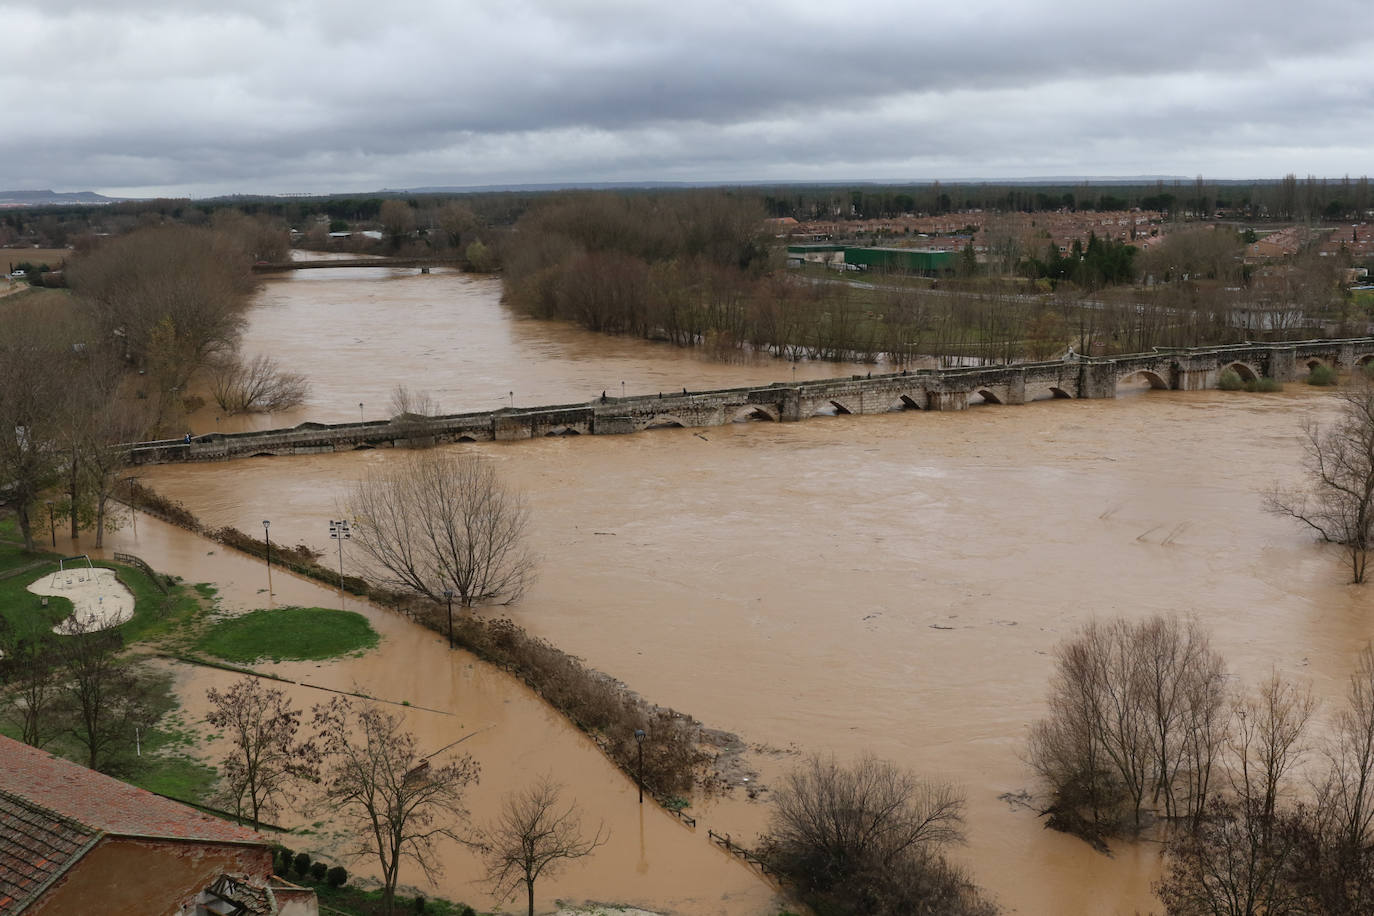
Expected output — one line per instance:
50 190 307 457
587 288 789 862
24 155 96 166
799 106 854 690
757 754 996 916
57 615 156 772
478 778 607 916
346 452 535 607
206 678 318 828
313 697 479 916
1266 377 1374 583
1029 615 1228 841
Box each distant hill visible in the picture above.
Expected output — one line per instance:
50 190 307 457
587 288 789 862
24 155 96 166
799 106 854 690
0 189 119 206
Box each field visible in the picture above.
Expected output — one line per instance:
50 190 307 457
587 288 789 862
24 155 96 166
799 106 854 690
2 247 71 270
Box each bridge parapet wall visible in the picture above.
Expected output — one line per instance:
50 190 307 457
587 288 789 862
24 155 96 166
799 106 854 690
121 337 1374 464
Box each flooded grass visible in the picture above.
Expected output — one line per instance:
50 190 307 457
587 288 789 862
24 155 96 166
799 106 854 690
195 606 379 663
0 667 218 804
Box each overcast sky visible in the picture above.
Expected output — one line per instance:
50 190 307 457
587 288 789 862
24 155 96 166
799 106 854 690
3 0 1372 198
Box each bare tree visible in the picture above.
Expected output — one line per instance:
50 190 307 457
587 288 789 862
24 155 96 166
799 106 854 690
67 225 255 421
73 396 150 549
1267 378 1374 583
478 778 608 916
206 678 319 828
1029 615 1228 841
0 631 62 748
0 305 68 549
435 201 477 251
1155 797 1303 916
57 615 155 772
346 452 535 607
312 697 479 916
1228 671 1315 833
1319 645 1374 853
388 384 439 420
379 199 416 250
207 353 310 414
758 755 994 916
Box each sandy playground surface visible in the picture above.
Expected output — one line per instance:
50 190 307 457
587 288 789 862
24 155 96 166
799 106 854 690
26 567 135 633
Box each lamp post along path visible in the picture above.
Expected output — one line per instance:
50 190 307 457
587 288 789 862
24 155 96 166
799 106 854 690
330 519 350 608
262 519 273 596
444 589 455 649
635 728 646 804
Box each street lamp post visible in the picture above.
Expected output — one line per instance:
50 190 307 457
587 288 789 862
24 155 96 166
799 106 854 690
329 519 350 594
443 589 455 649
621 380 626 400
634 729 646 804
262 520 273 595
359 402 364 423
46 501 55 548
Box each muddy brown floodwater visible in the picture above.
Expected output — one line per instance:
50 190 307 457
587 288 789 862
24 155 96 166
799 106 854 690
195 268 877 433
109 265 1374 914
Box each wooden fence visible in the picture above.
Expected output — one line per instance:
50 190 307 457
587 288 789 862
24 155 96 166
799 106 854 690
113 551 168 593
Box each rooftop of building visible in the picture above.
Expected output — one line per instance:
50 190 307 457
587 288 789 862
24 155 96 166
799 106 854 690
0 735 264 846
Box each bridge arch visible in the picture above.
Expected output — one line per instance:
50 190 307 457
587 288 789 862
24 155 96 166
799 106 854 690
1357 354 1374 367
457 435 478 443
543 426 581 437
810 399 857 417
352 444 375 450
733 404 779 423
641 415 688 430
1027 384 1075 401
888 394 924 411
1118 369 1170 390
1305 357 1332 370
974 388 1003 405
1223 361 1259 382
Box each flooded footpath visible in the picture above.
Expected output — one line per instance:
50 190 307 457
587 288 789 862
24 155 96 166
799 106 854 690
108 265 1374 914
78 513 779 914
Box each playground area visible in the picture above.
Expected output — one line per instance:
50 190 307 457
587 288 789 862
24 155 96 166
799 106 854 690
25 556 135 633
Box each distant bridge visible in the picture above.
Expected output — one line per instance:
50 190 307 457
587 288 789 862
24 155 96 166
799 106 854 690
126 338 1374 465
252 256 467 272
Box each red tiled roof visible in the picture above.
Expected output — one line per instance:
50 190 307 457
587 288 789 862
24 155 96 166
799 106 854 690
0 736 264 847
0 791 98 913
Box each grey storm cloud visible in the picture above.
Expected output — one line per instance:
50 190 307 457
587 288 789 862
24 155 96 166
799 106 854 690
2 0 1372 196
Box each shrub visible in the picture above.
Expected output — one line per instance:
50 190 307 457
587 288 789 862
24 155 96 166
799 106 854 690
273 847 293 876
1309 365 1339 386
309 862 327 882
1218 369 1244 390
1244 377 1282 392
293 852 311 877
326 866 348 888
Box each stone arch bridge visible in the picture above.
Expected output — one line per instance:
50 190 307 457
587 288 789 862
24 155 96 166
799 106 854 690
127 338 1374 465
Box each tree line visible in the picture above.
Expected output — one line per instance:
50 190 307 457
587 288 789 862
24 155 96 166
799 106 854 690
758 174 1374 222
0 222 307 551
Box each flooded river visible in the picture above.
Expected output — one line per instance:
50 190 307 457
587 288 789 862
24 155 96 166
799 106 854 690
108 266 1374 914
197 267 876 433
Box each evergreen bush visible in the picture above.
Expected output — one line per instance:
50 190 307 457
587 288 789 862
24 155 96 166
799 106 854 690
1309 365 1338 385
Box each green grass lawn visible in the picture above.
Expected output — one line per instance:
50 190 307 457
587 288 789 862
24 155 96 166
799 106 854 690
194 607 379 664
0 514 214 803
